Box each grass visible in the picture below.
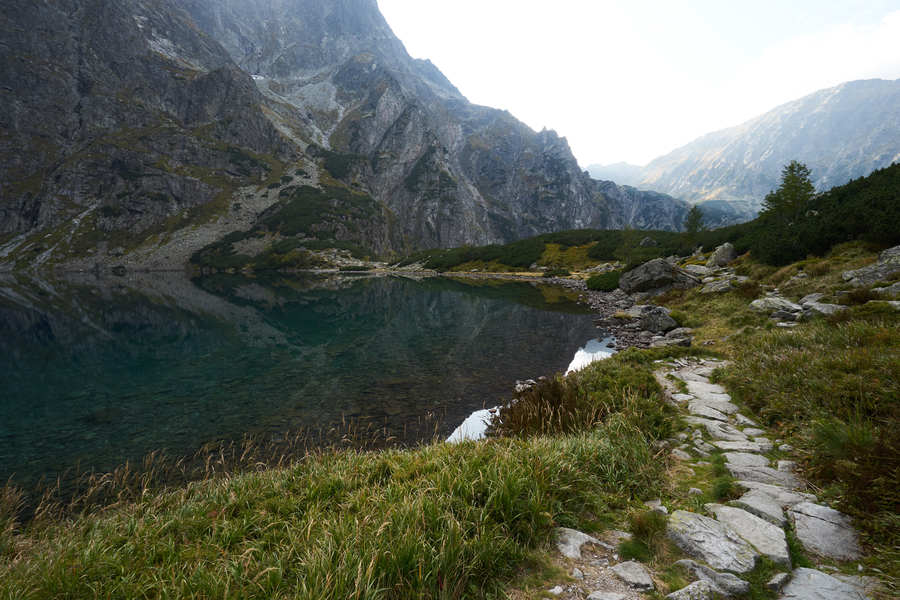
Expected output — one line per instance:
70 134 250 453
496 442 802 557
0 418 662 599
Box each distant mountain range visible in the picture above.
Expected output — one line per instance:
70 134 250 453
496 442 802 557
589 79 900 223
0 0 688 271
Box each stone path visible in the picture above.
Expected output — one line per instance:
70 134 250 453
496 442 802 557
533 357 879 600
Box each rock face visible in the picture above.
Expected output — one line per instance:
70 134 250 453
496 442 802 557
0 0 690 270
842 245 900 287
627 79 900 220
667 510 759 573
788 502 862 560
619 259 701 297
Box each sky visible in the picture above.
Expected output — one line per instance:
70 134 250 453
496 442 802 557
377 0 900 167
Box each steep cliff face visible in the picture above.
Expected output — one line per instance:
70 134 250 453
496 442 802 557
0 0 294 268
635 79 900 219
0 0 687 270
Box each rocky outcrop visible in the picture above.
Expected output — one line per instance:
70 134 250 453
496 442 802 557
706 243 737 267
842 245 900 287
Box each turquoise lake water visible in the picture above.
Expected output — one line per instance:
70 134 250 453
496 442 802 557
0 272 602 487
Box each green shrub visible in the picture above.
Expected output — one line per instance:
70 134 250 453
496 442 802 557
586 271 621 291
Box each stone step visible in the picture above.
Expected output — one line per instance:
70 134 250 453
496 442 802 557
726 464 801 489
667 510 759 574
732 489 787 527
779 568 870 599
788 502 862 561
734 481 817 507
725 452 770 468
706 504 791 568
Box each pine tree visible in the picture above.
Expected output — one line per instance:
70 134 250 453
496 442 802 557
760 160 815 225
684 205 705 235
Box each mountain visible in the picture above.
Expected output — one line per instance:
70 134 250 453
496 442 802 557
634 79 900 219
0 0 688 272
586 163 644 187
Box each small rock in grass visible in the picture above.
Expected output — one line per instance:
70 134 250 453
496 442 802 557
555 527 602 559
666 580 715 599
779 444 794 452
688 487 703 496
672 449 692 460
612 560 655 590
572 567 584 580
547 585 564 596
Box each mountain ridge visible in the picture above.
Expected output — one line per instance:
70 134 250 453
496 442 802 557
589 78 900 221
0 0 689 271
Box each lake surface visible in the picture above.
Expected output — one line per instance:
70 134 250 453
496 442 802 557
0 272 602 487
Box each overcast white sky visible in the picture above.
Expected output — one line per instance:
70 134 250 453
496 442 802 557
377 0 900 167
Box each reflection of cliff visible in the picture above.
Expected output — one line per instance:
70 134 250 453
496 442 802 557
0 274 596 487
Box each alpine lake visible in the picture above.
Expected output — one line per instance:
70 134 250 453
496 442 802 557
0 271 613 490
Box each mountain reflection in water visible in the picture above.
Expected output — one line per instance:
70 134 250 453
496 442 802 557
0 271 601 487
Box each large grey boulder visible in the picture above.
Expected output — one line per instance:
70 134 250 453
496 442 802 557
788 503 862 560
706 504 791 568
667 510 759 573
779 568 869 599
619 258 701 297
707 243 738 267
842 244 900 287
625 305 678 333
674 559 751 596
611 560 655 590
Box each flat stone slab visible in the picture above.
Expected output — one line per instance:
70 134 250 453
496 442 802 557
611 560 654 590
779 568 869 599
666 580 715 599
788 502 862 560
686 379 729 396
742 427 767 437
587 593 626 600
688 402 730 421
706 504 791 568
735 481 816 507
555 527 604 559
725 452 770 468
673 559 750 596
689 395 740 415
712 440 765 453
732 489 787 526
667 510 758 573
726 464 800 489
673 393 695 402
753 437 775 452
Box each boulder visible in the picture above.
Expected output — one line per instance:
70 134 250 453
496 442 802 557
842 244 900 287
779 568 869 599
640 236 659 247
788 503 862 560
611 560 655 590
667 510 759 573
701 278 735 294
619 258 701 297
802 302 847 318
707 243 738 267
625 305 678 333
750 296 802 314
